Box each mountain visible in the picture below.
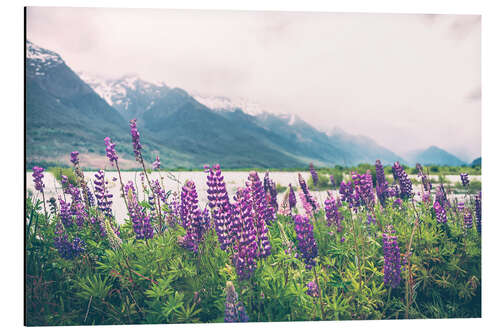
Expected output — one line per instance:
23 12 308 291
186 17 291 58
404 146 466 166
29 42 406 169
191 93 269 116
26 41 130 167
26 41 188 169
77 72 170 122
326 127 405 166
79 72 404 167
471 157 481 167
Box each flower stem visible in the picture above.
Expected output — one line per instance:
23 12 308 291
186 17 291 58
313 265 326 320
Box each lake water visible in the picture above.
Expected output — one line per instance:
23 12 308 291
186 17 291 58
26 171 481 224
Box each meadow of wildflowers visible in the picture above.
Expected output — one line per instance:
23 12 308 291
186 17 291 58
25 120 481 326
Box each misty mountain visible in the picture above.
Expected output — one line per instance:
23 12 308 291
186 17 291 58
27 41 409 169
77 72 171 122
404 146 466 166
26 41 129 164
471 157 481 167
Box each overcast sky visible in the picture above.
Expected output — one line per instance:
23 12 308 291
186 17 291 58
26 7 481 161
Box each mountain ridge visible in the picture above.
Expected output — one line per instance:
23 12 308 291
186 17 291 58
27 41 460 169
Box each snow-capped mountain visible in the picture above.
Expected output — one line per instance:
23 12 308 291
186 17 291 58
78 72 170 120
26 40 65 76
191 93 270 116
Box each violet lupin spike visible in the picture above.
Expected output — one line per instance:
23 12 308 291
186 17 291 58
152 155 161 170
205 164 233 250
306 280 319 297
104 137 118 165
475 191 481 234
298 173 318 211
324 191 343 232
294 214 318 270
129 118 143 162
32 166 45 193
125 181 154 240
392 162 413 199
433 201 447 224
93 170 113 218
288 183 297 209
460 173 470 188
232 187 259 280
382 225 401 288
179 180 208 252
329 174 336 189
309 162 319 187
375 160 389 206
70 151 79 166
246 171 271 258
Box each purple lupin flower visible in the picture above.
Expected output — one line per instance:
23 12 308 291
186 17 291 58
32 166 45 193
151 179 167 203
129 118 143 162
71 202 86 227
224 281 249 323
329 175 336 189
263 193 276 224
392 198 402 209
298 173 318 211
125 181 154 240
367 213 377 225
58 197 72 227
339 180 353 203
433 201 447 224
309 163 319 187
54 233 85 260
416 163 432 192
205 164 233 251
460 173 470 188
86 187 95 207
294 214 318 269
435 185 449 209
288 184 297 209
70 151 79 166
299 190 313 218
180 180 208 252
152 155 161 170
306 280 319 297
324 191 343 232
382 225 401 288
232 187 259 280
104 137 118 165
392 162 413 199
352 170 375 208
246 171 271 258
340 180 360 210
263 172 278 211
475 191 481 234
64 182 82 203
375 160 389 207
93 170 113 218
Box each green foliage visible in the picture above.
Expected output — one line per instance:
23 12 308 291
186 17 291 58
307 173 332 190
25 167 481 326
48 167 78 186
275 183 288 193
